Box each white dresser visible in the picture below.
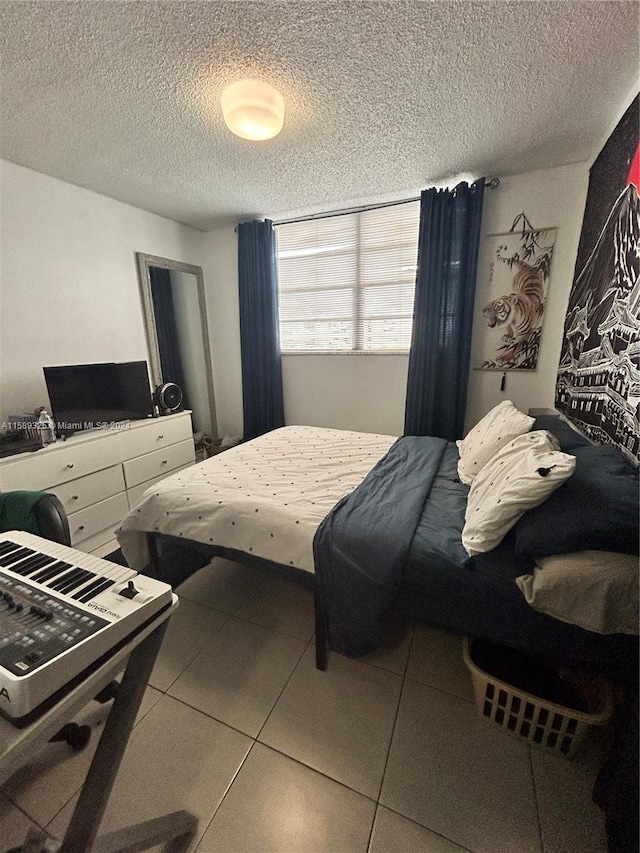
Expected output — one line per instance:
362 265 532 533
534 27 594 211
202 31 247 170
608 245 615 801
0 411 194 556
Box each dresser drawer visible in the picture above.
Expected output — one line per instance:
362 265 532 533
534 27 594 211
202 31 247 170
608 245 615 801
77 528 120 556
68 492 129 547
0 433 121 491
119 412 193 461
126 463 193 509
122 439 195 489
50 465 125 515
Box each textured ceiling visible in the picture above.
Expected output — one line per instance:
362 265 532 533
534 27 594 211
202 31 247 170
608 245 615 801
1 1 638 231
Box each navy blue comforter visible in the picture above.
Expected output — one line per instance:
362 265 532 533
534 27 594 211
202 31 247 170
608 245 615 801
313 425 638 669
313 435 469 656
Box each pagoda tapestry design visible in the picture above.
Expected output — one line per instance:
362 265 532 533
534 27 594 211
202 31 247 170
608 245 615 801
556 96 640 463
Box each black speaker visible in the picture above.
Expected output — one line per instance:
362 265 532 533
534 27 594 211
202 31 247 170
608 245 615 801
154 382 183 413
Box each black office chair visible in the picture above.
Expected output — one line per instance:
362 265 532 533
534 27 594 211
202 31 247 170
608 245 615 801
0 491 117 749
0 491 71 547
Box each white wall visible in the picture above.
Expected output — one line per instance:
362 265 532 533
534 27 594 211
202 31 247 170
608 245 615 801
0 158 594 441
464 162 589 431
200 162 590 438
282 354 408 435
0 160 206 423
198 229 409 437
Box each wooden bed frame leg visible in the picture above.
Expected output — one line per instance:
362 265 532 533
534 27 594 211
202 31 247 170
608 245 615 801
314 580 328 671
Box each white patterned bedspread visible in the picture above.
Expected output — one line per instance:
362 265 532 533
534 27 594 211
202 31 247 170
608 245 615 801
117 425 396 572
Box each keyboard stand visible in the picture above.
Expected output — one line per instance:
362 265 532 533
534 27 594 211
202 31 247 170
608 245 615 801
0 598 198 853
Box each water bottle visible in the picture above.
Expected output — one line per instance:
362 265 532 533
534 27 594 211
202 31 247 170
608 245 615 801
37 407 57 446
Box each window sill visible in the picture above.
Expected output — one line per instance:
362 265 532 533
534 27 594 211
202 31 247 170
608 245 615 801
281 350 410 357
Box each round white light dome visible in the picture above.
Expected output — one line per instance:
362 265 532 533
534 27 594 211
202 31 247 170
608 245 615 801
221 80 285 141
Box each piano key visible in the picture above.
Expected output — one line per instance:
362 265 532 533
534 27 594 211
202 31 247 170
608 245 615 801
48 568 86 593
102 565 136 584
48 568 87 592
10 554 56 577
85 563 135 586
76 578 115 602
71 575 110 600
0 541 22 557
30 560 73 583
65 565 132 599
56 569 94 594
0 547 35 567
0 533 152 603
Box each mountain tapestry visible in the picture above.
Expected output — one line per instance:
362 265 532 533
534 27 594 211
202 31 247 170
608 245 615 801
556 95 640 463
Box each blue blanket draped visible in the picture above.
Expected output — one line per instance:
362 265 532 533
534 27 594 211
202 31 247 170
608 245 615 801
313 435 448 656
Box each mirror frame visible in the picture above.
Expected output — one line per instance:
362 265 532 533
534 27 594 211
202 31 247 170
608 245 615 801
135 252 218 438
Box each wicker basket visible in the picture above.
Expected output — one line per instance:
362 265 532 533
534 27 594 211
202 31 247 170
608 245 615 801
463 637 612 758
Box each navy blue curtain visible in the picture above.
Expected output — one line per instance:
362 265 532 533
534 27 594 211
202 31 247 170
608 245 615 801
237 219 285 441
149 266 189 408
404 179 485 440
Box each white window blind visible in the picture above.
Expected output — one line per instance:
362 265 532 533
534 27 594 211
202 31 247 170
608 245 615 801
275 201 420 352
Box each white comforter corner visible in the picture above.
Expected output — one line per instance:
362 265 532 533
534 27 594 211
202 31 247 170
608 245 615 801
117 425 396 572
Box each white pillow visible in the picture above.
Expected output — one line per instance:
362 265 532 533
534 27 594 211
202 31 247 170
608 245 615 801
517 551 639 635
456 400 534 485
462 430 576 557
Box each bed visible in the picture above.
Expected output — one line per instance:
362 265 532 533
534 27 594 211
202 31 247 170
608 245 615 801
117 410 639 677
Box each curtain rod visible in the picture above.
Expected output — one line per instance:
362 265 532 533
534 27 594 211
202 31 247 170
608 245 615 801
272 177 500 227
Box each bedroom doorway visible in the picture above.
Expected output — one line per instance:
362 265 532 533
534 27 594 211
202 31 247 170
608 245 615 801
135 252 218 438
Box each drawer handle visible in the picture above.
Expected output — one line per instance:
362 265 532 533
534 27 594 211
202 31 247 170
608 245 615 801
161 459 168 465
67 463 74 469
77 525 85 532
158 434 164 440
71 495 79 501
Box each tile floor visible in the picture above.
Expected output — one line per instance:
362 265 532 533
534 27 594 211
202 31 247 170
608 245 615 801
0 558 611 853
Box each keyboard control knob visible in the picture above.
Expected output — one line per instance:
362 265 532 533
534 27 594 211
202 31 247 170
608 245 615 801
119 580 139 600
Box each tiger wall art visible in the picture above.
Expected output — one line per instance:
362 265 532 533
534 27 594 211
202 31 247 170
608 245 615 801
474 215 556 371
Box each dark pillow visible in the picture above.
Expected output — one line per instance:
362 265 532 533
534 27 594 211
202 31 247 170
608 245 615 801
513 445 639 557
532 416 591 451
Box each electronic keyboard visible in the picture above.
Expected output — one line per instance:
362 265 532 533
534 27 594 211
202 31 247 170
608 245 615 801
0 531 174 723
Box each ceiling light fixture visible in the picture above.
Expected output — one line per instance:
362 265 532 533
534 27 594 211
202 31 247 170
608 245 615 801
221 79 285 141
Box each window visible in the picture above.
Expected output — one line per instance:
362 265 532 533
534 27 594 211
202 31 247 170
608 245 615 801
275 201 420 352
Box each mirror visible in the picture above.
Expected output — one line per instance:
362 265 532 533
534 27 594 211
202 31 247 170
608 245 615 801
135 252 218 438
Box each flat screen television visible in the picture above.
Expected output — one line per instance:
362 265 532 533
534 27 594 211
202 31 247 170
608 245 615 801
43 361 154 436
